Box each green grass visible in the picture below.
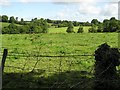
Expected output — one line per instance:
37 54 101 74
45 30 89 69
0 22 10 27
48 26 91 33
0 22 22 27
2 33 119 88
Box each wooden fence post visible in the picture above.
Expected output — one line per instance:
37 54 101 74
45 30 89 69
1 49 8 73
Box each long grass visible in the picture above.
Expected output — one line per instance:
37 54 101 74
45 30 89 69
2 33 119 88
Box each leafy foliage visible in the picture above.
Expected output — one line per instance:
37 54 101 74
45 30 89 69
2 15 8 22
2 18 48 34
66 22 75 33
88 24 97 33
77 25 83 33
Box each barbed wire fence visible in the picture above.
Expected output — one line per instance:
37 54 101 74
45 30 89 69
2 46 120 89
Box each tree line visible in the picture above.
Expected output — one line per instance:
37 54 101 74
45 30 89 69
1 15 48 34
1 15 120 34
66 17 120 33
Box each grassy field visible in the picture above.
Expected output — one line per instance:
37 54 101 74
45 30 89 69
2 33 119 88
48 26 90 33
0 22 22 28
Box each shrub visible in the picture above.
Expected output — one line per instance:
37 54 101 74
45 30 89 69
88 24 97 33
66 22 74 33
77 26 83 33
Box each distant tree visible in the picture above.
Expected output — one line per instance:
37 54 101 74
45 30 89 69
110 17 116 21
73 21 80 26
2 27 10 34
97 24 103 32
66 21 74 33
15 17 19 24
84 21 91 26
88 24 97 33
28 18 48 33
117 20 120 32
109 17 118 32
53 20 62 25
29 23 36 34
8 23 19 34
9 16 15 23
103 19 110 32
58 24 64 28
77 25 83 33
62 21 68 26
34 18 37 21
102 17 119 32
91 19 99 25
18 25 30 34
21 18 24 22
46 19 53 23
2 15 8 22
16 17 18 21
19 18 26 25
34 26 42 33
42 20 48 33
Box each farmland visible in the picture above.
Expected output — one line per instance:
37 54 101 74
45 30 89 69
2 32 119 88
48 26 90 33
1 2 120 89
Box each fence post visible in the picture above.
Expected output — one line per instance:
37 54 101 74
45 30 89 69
1 49 8 73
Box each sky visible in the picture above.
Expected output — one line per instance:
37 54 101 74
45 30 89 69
0 0 119 22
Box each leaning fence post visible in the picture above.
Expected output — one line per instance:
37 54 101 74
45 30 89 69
1 49 8 73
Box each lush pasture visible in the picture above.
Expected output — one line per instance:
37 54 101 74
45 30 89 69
0 22 22 27
2 33 119 88
48 26 90 33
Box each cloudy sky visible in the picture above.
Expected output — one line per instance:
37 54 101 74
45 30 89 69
0 0 119 22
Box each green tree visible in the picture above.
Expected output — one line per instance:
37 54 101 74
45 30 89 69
19 18 26 25
103 19 110 32
88 24 97 33
97 24 103 32
34 26 42 33
8 23 19 34
66 21 74 33
91 19 99 25
16 17 18 21
2 15 8 22
2 27 10 34
46 19 53 23
18 25 30 34
73 21 80 26
9 16 16 23
77 25 83 33
117 20 120 32
109 17 118 32
42 20 48 33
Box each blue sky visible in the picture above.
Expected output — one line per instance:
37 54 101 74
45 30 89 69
0 0 119 22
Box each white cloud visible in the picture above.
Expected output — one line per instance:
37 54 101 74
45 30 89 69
102 3 118 16
51 1 118 22
77 3 118 16
77 3 101 15
52 0 119 3
1 0 119 22
19 0 119 3
0 0 10 6
19 0 97 3
52 0 95 3
19 0 51 3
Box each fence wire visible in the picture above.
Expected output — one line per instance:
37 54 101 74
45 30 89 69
2 50 120 89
